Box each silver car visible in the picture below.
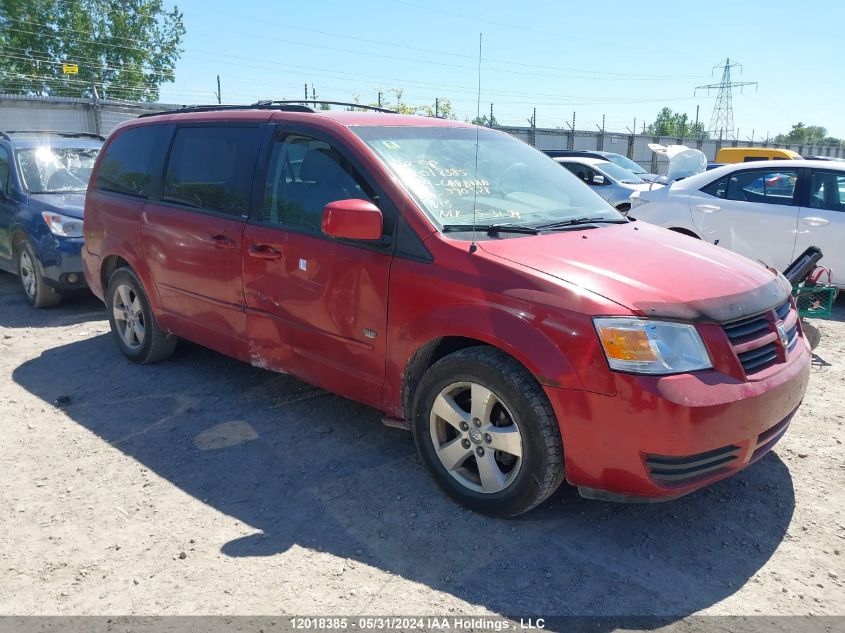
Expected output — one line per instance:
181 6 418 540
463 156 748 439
554 156 663 213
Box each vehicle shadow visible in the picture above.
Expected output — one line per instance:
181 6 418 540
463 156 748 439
13 334 795 618
0 270 104 329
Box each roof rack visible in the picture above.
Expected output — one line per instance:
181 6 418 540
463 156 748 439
254 100 398 114
2 130 105 140
137 100 398 119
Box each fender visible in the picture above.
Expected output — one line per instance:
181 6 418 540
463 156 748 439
97 236 163 315
384 302 617 418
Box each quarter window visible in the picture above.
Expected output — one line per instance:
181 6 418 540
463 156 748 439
262 134 375 233
701 177 728 198
162 126 260 216
95 125 169 198
809 171 845 212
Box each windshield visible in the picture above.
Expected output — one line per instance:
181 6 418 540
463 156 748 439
351 126 619 230
605 153 647 176
595 161 645 184
16 146 100 193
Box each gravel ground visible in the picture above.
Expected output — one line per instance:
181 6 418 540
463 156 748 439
0 269 843 619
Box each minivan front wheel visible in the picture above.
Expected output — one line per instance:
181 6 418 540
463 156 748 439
412 346 564 516
17 243 62 308
106 268 177 364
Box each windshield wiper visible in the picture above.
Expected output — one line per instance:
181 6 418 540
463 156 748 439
442 223 541 236
536 217 628 229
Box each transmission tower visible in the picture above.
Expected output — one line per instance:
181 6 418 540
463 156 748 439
695 58 757 140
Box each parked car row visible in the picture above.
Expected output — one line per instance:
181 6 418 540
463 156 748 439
0 112 813 517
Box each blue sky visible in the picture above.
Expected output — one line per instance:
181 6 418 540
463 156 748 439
159 0 845 139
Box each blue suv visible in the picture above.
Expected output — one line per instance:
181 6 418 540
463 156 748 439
0 131 102 307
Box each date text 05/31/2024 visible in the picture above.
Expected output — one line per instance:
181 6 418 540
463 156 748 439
289 617 547 630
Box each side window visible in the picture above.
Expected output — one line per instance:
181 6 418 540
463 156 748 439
701 177 728 198
809 171 845 211
262 134 375 233
95 125 169 198
563 163 590 183
162 126 260 216
724 170 798 205
0 146 10 194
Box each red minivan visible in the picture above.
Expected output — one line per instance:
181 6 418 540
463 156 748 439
82 104 810 516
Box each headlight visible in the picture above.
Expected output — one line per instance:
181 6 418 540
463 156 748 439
629 196 650 210
594 317 712 374
42 212 83 238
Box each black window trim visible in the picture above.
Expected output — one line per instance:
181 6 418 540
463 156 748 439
247 122 400 255
154 122 264 221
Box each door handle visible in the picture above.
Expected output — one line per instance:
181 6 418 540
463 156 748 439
695 204 721 214
248 244 282 260
208 234 236 248
801 216 830 227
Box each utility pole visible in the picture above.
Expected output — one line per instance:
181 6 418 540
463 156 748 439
490 102 494 127
565 111 576 150
304 83 308 101
695 58 758 140
435 98 439 118
377 91 382 108
216 75 221 104
694 104 699 135
311 84 316 101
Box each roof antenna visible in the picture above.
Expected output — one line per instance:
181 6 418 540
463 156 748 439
469 32 483 254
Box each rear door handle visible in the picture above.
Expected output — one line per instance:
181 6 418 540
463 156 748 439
801 216 830 227
695 204 721 214
209 234 236 248
248 244 282 260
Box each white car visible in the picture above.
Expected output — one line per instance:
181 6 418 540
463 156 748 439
629 159 844 287
553 156 661 213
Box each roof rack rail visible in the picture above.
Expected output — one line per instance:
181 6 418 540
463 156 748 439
254 100 398 114
137 100 398 119
3 130 105 140
137 102 316 118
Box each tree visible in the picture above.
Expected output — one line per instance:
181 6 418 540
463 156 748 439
0 0 185 102
646 107 708 139
774 122 840 146
470 113 497 127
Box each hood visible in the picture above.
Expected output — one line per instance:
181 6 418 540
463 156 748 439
28 192 86 219
479 221 790 322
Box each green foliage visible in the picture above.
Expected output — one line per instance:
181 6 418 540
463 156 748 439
0 0 185 102
774 122 841 146
366 89 455 118
646 107 708 139
470 113 497 127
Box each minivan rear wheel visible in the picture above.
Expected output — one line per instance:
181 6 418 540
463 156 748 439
17 242 62 308
412 346 565 516
106 268 177 364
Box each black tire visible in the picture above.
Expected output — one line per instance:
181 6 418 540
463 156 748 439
106 267 177 364
17 241 62 308
411 346 564 517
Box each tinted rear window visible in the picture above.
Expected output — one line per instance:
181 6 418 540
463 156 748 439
162 126 260 216
95 125 170 198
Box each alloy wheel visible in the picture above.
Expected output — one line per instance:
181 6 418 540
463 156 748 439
112 283 145 350
429 381 523 494
19 250 37 299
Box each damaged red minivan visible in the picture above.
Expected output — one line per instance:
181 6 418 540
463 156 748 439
82 104 810 516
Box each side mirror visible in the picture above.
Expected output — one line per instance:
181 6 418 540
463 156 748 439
322 199 383 241
592 174 607 185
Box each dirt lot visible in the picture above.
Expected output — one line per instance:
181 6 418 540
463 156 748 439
0 269 843 619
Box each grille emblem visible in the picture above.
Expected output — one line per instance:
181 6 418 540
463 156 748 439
776 322 788 347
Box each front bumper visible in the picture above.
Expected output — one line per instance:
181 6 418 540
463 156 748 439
37 236 87 290
546 339 811 500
